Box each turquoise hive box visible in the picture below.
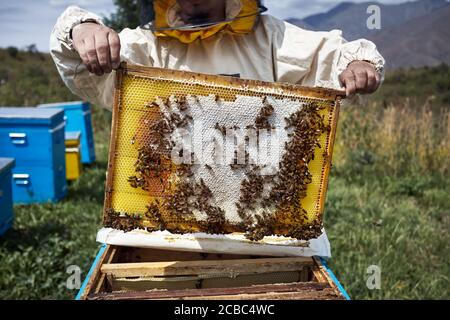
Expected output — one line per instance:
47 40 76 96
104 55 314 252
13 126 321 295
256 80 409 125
0 158 15 235
0 107 67 203
37 101 96 164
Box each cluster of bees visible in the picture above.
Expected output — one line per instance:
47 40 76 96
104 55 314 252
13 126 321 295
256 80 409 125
165 172 227 235
144 202 165 231
232 99 278 240
127 95 228 235
127 146 164 191
265 101 329 240
128 95 193 192
235 168 276 240
112 94 328 241
235 100 330 241
254 97 275 130
103 209 145 233
236 168 264 221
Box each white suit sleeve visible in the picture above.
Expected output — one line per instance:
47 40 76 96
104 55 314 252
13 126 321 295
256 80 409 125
306 29 385 90
334 33 385 82
269 16 385 90
50 6 155 110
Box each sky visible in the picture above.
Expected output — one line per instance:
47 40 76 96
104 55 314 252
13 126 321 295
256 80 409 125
0 0 410 52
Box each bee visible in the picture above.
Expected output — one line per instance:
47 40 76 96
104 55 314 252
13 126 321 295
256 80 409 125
145 101 159 109
261 100 274 117
169 95 178 105
176 117 188 128
189 95 200 104
154 96 166 107
229 163 242 170
178 96 188 111
170 112 181 123
128 176 138 188
255 101 274 130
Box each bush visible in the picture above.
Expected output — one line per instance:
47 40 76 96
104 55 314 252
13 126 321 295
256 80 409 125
333 98 450 181
6 46 19 59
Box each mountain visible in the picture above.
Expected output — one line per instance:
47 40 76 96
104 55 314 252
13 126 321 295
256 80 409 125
367 5 450 69
286 0 450 69
288 0 449 40
283 18 312 30
302 2 355 29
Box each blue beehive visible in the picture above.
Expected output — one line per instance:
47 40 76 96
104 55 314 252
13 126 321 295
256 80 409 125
37 101 96 164
0 107 67 203
0 158 15 236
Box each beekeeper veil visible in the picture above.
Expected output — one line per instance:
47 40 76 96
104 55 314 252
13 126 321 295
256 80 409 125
140 0 267 43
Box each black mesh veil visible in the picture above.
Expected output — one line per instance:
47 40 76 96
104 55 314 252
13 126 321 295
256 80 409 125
138 0 267 28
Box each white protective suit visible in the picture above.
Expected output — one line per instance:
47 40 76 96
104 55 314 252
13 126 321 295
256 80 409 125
50 4 385 257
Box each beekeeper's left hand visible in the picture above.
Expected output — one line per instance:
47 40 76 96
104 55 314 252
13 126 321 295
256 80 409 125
339 60 381 97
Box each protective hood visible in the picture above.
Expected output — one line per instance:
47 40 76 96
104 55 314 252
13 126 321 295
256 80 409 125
152 0 263 43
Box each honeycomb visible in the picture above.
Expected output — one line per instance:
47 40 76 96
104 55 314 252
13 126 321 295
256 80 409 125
103 64 343 241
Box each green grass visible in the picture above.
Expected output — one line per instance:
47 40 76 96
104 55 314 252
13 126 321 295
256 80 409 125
0 108 111 299
0 48 78 106
325 176 450 299
0 48 448 299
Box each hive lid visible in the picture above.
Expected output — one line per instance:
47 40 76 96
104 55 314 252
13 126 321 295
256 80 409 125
37 101 90 112
65 131 81 141
102 64 344 245
0 158 15 176
0 107 64 126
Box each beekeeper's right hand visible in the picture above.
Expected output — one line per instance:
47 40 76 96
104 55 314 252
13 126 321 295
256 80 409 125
71 22 121 76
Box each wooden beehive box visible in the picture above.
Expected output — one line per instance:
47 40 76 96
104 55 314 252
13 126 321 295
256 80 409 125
78 64 348 300
77 245 348 300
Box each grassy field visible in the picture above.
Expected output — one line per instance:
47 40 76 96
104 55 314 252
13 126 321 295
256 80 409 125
327 82 450 299
0 49 448 299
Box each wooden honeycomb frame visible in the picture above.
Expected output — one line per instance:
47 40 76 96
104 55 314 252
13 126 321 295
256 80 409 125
103 63 344 241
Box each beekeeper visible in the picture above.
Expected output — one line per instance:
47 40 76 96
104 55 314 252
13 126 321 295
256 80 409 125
50 0 385 111
50 0 385 257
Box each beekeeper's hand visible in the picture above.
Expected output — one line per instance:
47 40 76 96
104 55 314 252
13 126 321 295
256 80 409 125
339 60 381 97
72 22 121 76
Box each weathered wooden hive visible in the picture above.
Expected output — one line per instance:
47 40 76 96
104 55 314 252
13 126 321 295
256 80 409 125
77 64 349 300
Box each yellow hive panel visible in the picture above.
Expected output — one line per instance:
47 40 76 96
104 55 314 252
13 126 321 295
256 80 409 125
103 64 343 241
65 148 82 181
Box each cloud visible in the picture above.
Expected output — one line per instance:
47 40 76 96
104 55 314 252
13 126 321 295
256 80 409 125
0 0 115 51
48 0 114 11
0 6 26 16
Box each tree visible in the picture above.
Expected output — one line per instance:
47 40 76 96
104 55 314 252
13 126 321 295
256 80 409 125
26 44 38 54
104 0 154 31
7 46 19 59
